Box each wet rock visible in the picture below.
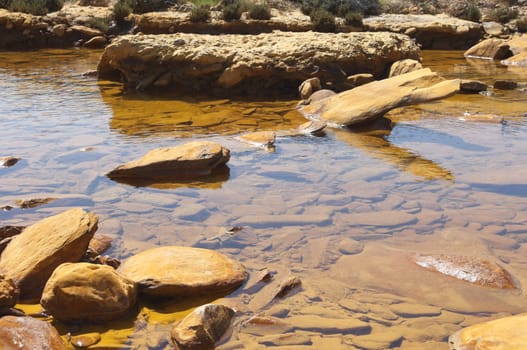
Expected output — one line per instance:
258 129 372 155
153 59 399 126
389 59 423 77
70 25 103 39
389 302 441 318
0 156 20 167
0 208 98 300
296 120 327 136
15 197 56 209
493 80 518 90
297 89 336 107
97 32 420 95
171 304 235 350
237 131 276 148
83 35 107 48
299 78 321 99
346 73 374 87
41 262 136 322
87 233 113 255
0 225 24 254
414 254 516 289
363 14 483 49
300 68 459 126
259 332 312 346
0 316 67 350
482 21 505 36
459 113 504 123
460 80 487 93
0 274 18 308
274 275 302 299
70 333 101 348
352 330 403 349
464 38 512 60
449 313 527 350
51 24 67 38
337 238 364 255
243 315 294 336
119 246 247 298
107 141 230 181
501 51 527 67
286 315 371 334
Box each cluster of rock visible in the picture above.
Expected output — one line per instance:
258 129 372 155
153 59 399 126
465 35 527 69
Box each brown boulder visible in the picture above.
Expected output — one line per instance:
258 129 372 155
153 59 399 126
171 304 235 350
0 274 18 308
106 141 230 181
84 35 107 48
0 316 67 350
388 59 423 77
0 208 98 300
237 131 276 148
493 80 518 90
41 262 137 322
346 73 374 87
414 254 516 289
1 156 20 167
449 313 527 350
119 246 247 298
464 38 512 60
460 80 487 93
501 51 527 67
298 78 321 99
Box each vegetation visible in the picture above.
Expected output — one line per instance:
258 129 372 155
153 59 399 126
344 11 362 26
447 0 481 22
487 5 519 23
222 0 242 20
4 0 63 15
87 16 112 31
248 2 271 19
517 16 527 33
113 0 134 22
301 0 381 17
190 5 210 22
310 8 336 32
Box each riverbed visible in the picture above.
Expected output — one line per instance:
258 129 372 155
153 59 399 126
1 48 526 349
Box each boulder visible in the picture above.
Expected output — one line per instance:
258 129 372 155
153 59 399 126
106 141 230 181
236 131 276 148
363 14 483 49
346 73 374 87
482 21 505 36
464 38 512 60
0 208 98 300
0 156 20 167
388 59 423 77
97 31 420 95
299 68 459 126
83 35 107 48
414 254 516 289
0 274 18 308
0 316 67 350
449 313 527 350
298 78 321 99
0 225 24 255
500 51 527 67
41 262 137 322
493 80 518 90
506 36 527 55
460 80 487 93
118 246 247 298
171 304 235 350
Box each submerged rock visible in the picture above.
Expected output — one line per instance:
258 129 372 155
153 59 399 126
70 333 101 348
41 262 137 322
414 254 516 289
14 197 56 209
171 304 235 350
300 68 459 126
119 246 247 298
236 131 276 148
97 31 420 95
107 141 230 181
0 208 98 300
449 313 527 350
0 316 67 350
460 80 487 93
0 156 20 167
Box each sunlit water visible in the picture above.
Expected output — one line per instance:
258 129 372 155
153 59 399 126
1 48 527 349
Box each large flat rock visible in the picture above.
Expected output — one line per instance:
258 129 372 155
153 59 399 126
97 31 420 95
363 14 483 49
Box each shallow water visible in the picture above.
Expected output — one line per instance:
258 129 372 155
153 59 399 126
1 48 527 349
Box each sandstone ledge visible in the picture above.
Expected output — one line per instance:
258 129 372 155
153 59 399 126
97 31 420 96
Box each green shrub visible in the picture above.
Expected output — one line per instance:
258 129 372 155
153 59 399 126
447 0 480 22
344 11 362 26
222 0 242 21
517 16 527 33
0 0 11 8
488 6 519 24
132 0 168 13
88 16 112 32
310 8 336 32
8 0 62 14
190 5 210 22
301 0 381 17
248 2 271 20
113 0 133 22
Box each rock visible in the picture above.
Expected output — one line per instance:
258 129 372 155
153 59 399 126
119 246 247 298
236 131 276 148
346 73 374 87
0 208 98 300
338 238 364 255
106 141 230 182
493 80 518 90
389 302 441 318
501 51 527 67
464 38 512 59
482 21 505 36
41 262 137 322
460 80 487 93
87 233 113 255
14 197 56 209
363 14 483 49
97 32 420 95
414 254 516 289
388 59 423 77
506 36 527 55
0 225 24 255
298 78 321 99
0 274 18 308
296 120 327 136
83 35 107 48
1 156 20 167
52 24 67 38
0 316 67 350
286 315 371 334
171 304 235 350
300 68 459 126
448 313 527 350
70 333 101 348
274 275 302 299
70 25 103 38
459 113 504 123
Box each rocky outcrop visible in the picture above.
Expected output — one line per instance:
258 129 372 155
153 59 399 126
363 14 483 49
0 208 98 300
97 31 420 95
0 274 18 308
118 246 247 298
414 254 516 289
499 36 527 67
463 38 512 59
299 68 459 126
41 263 137 322
0 316 67 350
106 141 230 183
171 304 235 350
449 313 527 350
